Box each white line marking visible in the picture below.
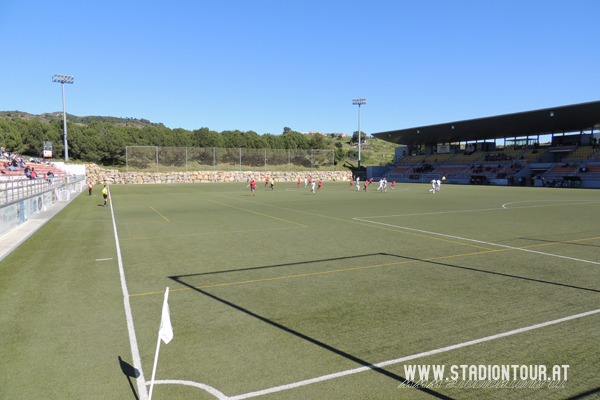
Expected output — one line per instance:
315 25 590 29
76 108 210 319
358 207 501 219
357 200 600 220
502 200 600 209
108 188 148 400
226 308 600 399
147 380 228 399
95 258 113 261
353 217 600 266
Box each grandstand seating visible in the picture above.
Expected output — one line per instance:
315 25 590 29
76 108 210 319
389 166 412 174
397 154 427 165
573 163 600 179
0 162 64 179
0 168 24 176
467 165 501 178
500 163 525 176
544 164 578 179
385 145 600 186
445 151 485 164
521 148 549 162
433 165 468 176
480 150 525 163
564 146 597 161
423 153 455 164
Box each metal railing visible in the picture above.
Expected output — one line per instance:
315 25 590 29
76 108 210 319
0 174 83 207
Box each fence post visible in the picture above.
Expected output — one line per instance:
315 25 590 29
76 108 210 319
156 146 159 173
125 146 128 184
332 149 334 176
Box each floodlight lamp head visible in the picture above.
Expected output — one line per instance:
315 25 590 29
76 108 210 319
52 74 74 84
352 98 367 105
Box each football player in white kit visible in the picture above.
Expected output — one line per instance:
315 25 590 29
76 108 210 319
436 179 441 192
429 179 436 194
356 176 361 191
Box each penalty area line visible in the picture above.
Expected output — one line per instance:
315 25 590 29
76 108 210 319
227 308 600 400
501 200 600 209
353 218 600 266
356 200 600 220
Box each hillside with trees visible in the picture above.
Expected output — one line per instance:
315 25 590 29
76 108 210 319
0 112 396 168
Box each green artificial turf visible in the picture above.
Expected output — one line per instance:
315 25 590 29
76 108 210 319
1 181 599 399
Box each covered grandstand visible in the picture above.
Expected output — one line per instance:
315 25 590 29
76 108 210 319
372 100 600 188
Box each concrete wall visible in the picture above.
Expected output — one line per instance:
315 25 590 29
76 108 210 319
53 162 86 176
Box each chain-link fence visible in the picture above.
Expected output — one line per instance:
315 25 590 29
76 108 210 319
126 147 334 174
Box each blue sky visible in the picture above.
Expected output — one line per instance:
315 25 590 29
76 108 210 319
1 1 599 137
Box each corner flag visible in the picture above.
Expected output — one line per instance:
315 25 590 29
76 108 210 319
158 288 173 344
148 287 173 400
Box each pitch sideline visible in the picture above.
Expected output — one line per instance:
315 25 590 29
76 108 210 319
109 188 149 400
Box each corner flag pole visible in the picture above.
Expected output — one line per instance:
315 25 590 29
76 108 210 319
148 287 173 400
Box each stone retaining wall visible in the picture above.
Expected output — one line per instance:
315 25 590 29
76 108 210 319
85 164 352 185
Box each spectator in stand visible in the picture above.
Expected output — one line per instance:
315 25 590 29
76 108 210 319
30 168 37 179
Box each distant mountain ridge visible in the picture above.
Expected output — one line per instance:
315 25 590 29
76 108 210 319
0 110 165 128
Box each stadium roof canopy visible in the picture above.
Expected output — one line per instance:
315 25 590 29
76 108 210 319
372 100 600 146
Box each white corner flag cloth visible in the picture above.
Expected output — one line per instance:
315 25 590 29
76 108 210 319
158 287 173 344
148 287 174 400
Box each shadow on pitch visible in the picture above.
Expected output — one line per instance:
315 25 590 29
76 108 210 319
174 251 600 294
172 253 388 278
118 356 140 400
169 274 456 400
379 253 600 294
518 237 600 249
563 386 600 399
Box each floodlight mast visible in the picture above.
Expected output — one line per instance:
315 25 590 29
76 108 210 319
352 98 366 169
52 74 74 161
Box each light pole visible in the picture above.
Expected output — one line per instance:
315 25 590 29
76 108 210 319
52 74 74 161
352 98 366 169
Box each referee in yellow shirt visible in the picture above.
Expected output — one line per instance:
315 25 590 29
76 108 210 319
102 185 108 207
